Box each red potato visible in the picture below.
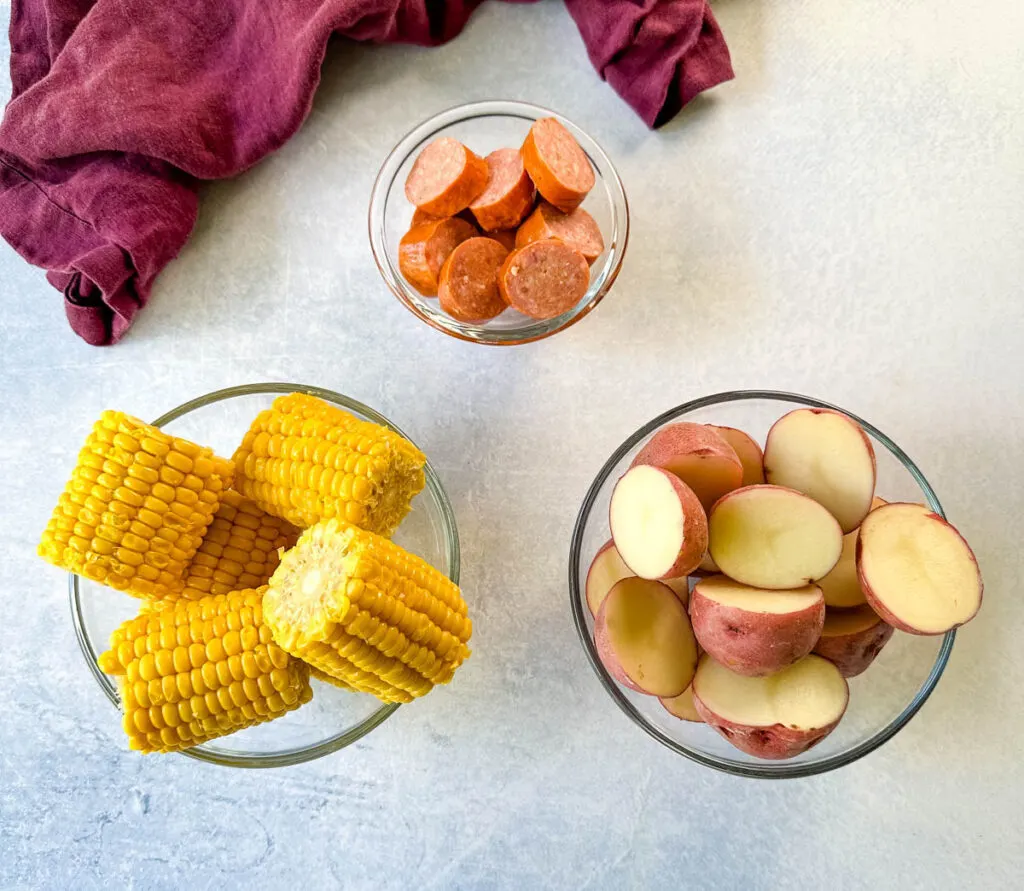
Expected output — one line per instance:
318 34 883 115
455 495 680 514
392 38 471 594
398 217 478 297
609 466 708 580
595 577 699 697
689 552 720 578
437 237 509 323
660 684 703 723
689 575 825 677
405 137 488 218
631 423 743 515
692 654 849 760
813 605 894 677
763 408 877 533
857 503 983 634
818 496 888 608
520 118 595 212
708 485 843 589
469 148 536 232
707 426 765 487
585 540 689 616
497 240 590 320
515 202 605 264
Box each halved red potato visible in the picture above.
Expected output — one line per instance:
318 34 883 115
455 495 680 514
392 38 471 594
763 408 877 534
586 539 688 615
689 575 825 676
692 654 849 760
818 496 888 607
708 485 843 589
594 578 699 697
813 604 894 677
609 466 708 580
857 503 982 634
631 423 743 513
707 426 765 487
660 684 703 723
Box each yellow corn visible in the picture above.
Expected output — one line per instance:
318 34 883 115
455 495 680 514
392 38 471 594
98 587 312 753
173 490 300 602
39 411 232 600
263 519 471 703
230 393 426 537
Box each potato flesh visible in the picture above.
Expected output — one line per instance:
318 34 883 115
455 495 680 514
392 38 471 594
661 685 702 722
764 410 875 533
694 575 821 614
817 531 865 608
660 454 739 513
709 426 765 487
820 603 882 636
586 542 631 615
610 467 685 579
695 655 847 728
709 486 842 588
859 504 981 632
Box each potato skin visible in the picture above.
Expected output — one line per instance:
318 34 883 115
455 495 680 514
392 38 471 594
692 696 845 760
813 617 894 677
689 586 824 676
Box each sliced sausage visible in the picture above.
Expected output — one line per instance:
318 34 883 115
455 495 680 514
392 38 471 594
488 229 517 252
469 148 536 231
411 207 476 227
398 217 478 297
437 237 510 323
520 118 595 213
515 202 605 264
497 240 590 320
405 137 488 218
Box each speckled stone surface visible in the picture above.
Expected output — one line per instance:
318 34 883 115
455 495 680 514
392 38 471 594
2 1 1023 888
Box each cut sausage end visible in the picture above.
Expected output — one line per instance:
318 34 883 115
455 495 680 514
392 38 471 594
405 137 488 218
437 237 509 323
469 148 536 232
398 217 478 297
497 241 590 320
521 118 595 212
515 202 605 264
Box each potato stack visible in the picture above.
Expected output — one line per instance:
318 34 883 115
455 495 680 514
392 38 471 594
39 393 471 754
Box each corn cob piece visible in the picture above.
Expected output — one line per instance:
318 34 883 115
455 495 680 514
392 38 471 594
39 411 232 600
230 393 426 537
98 587 312 753
264 518 471 704
174 490 300 602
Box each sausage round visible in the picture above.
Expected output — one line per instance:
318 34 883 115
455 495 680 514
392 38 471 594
515 202 605 264
469 148 536 231
488 229 517 252
520 118 595 213
398 217 478 297
405 137 488 218
437 237 510 323
411 207 476 228
497 240 590 320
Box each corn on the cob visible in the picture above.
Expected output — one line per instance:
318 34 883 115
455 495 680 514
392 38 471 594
98 587 312 753
230 393 426 537
174 490 300 602
263 519 471 703
39 411 232 600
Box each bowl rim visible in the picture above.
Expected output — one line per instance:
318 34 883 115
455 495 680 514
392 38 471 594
567 389 956 779
368 98 630 346
69 381 461 769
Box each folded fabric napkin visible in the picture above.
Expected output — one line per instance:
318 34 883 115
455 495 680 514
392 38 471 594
0 0 732 345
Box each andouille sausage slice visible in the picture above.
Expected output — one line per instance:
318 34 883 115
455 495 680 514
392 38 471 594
488 229 517 252
399 217 478 297
405 137 488 218
520 118 595 213
437 237 510 323
411 207 476 227
469 148 536 231
515 202 605 264
497 240 590 320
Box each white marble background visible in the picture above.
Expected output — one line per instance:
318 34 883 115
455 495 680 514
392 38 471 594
1 1 1022 888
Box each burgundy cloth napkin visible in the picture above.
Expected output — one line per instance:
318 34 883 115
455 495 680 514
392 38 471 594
0 0 732 345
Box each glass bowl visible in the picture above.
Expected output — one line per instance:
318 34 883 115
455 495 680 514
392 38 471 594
70 383 460 768
368 100 629 345
568 390 956 779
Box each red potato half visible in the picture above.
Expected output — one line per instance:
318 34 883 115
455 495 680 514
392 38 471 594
857 503 983 634
818 496 888 607
594 578 699 697
708 485 843 589
707 426 765 487
690 575 825 677
763 408 877 534
586 540 689 616
692 654 849 760
813 605 894 677
609 466 708 580
631 423 744 514
660 684 703 723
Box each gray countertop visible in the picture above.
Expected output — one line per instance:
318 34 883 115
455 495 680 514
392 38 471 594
2 1 1022 888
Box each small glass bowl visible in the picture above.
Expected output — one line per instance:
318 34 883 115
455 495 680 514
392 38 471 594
70 383 460 768
368 100 629 345
568 390 956 779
